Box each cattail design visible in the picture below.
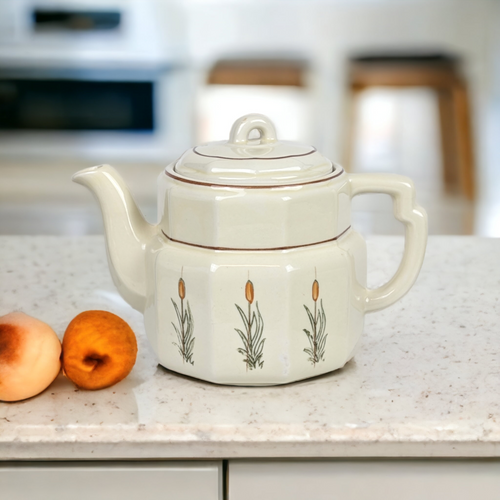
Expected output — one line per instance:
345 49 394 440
312 280 319 302
302 276 328 365
245 280 254 304
234 279 265 370
178 278 186 300
171 275 195 365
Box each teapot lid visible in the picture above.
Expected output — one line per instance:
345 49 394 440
172 114 334 186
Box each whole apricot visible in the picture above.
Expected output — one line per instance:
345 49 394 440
62 310 137 390
0 312 61 402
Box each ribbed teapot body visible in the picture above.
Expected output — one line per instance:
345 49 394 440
143 227 367 385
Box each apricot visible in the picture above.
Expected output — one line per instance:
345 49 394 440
0 312 61 402
62 310 137 390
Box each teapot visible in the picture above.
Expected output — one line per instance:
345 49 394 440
73 114 427 386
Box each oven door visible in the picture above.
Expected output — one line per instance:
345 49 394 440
0 66 192 161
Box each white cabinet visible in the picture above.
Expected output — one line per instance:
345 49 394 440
229 460 500 500
0 461 223 500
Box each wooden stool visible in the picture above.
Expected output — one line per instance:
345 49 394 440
346 54 475 200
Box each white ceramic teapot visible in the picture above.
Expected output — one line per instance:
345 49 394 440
73 114 427 386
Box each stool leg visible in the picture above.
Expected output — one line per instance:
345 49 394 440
343 86 362 172
453 82 475 200
437 88 460 193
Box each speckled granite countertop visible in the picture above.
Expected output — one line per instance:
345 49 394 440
0 236 499 460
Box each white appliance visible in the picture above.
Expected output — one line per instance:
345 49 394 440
0 0 193 161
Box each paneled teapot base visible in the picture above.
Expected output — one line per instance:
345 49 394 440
156 359 354 387
144 230 367 386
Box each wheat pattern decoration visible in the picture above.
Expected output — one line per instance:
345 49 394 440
234 280 265 370
171 276 195 365
302 276 328 365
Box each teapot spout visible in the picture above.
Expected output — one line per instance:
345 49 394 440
72 164 156 312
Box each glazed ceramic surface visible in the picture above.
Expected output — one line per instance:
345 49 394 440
73 114 428 385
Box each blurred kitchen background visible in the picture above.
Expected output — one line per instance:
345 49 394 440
1 0 499 236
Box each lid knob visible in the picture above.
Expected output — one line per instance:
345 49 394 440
228 113 277 145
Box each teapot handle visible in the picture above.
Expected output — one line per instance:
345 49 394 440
348 173 428 313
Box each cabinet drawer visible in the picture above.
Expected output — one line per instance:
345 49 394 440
0 461 222 500
229 460 500 500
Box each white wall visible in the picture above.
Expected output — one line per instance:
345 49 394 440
484 0 500 192
476 0 500 234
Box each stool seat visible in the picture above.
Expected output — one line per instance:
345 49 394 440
207 59 307 87
351 53 457 64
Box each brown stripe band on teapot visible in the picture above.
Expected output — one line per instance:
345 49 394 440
164 167 344 189
192 146 318 161
161 226 351 252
